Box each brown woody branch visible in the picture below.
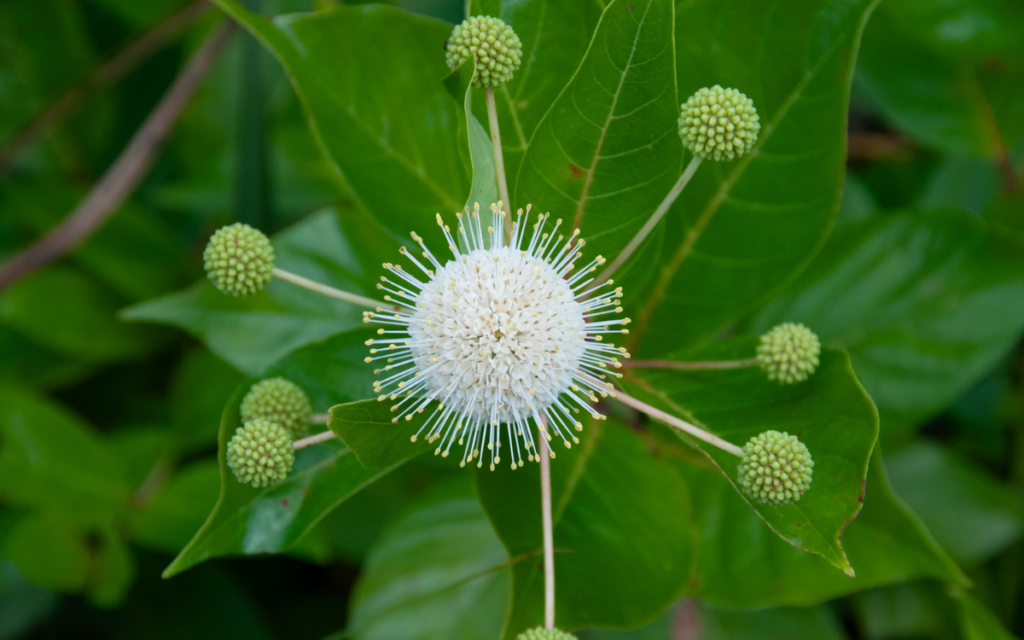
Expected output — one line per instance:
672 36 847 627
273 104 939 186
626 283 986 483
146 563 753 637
0 22 235 292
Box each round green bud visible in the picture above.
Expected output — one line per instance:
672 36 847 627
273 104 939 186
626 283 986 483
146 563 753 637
240 377 312 439
203 223 275 297
678 85 760 161
757 322 821 384
226 419 295 488
516 628 577 640
446 16 523 89
737 430 813 506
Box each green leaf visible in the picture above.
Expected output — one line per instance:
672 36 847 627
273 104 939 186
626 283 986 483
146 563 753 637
513 0 681 274
674 447 965 608
169 348 246 452
1 267 160 363
581 601 849 640
347 478 510 640
476 419 694 636
886 441 1024 565
0 559 58 640
0 384 130 528
623 343 877 574
443 58 499 210
953 589 1020 640
124 209 395 375
163 391 384 577
164 329 402 576
630 0 880 354
1 513 90 593
468 0 591 182
330 399 434 470
210 0 469 235
751 210 1024 435
856 8 1000 156
131 461 221 554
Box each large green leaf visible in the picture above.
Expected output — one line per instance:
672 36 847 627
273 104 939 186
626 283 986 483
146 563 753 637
953 589 1021 640
886 441 1024 566
476 418 694 637
1 267 160 363
630 0 880 355
514 0 681 275
347 478 510 640
0 384 130 528
210 0 469 234
675 448 965 608
751 210 1024 435
622 342 877 574
468 0 591 184
164 329 402 576
124 209 396 375
856 7 1003 157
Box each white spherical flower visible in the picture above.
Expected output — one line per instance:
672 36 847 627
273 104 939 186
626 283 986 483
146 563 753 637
365 204 630 471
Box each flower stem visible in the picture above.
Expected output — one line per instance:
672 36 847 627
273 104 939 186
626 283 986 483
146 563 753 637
538 412 556 630
623 357 759 370
310 413 331 425
609 385 743 457
485 88 513 240
272 267 390 310
292 430 337 450
597 155 703 282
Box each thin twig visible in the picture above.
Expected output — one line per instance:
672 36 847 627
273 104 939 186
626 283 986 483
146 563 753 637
485 88 513 240
598 156 702 283
0 0 211 175
0 22 235 292
293 430 338 450
272 268 393 310
578 374 743 457
310 413 331 425
538 412 556 630
623 357 759 370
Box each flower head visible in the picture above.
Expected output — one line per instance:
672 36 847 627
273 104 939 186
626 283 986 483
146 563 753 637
240 377 313 439
446 16 523 89
226 419 295 488
204 223 275 296
516 628 577 640
757 322 821 384
678 85 760 161
365 204 630 470
737 430 813 505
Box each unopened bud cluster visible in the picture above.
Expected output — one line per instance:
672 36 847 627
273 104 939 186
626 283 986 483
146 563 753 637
241 377 312 439
757 322 821 384
679 85 760 161
226 418 295 488
737 430 813 506
446 16 522 88
516 628 577 640
203 223 275 296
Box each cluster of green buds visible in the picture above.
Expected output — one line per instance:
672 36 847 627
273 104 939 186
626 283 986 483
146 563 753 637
757 322 821 385
226 377 314 488
678 85 760 161
446 15 523 88
204 223 275 297
737 430 814 506
516 628 577 640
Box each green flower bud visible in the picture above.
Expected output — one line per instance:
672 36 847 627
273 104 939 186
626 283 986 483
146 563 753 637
240 377 312 439
678 85 760 161
757 322 820 384
737 430 813 506
516 628 577 640
446 16 523 89
204 223 275 297
226 419 295 488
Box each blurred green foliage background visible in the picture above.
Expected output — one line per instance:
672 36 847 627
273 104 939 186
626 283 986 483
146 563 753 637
1 0 1024 638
